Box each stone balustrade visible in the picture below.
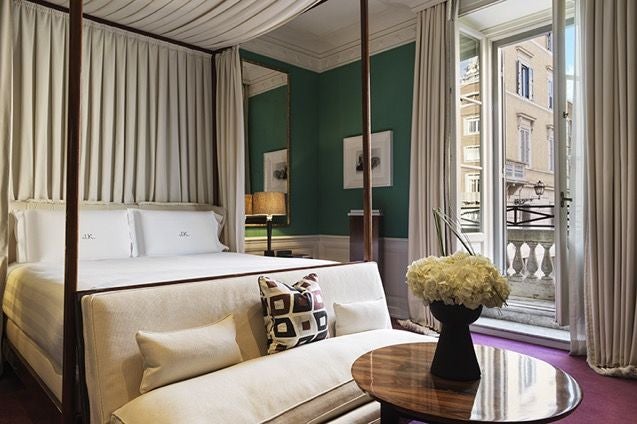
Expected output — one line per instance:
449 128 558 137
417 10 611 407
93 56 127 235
506 228 555 301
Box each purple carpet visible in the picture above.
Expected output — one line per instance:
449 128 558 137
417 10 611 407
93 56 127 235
416 333 637 423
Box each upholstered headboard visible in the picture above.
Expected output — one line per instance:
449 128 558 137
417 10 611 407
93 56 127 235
7 200 227 264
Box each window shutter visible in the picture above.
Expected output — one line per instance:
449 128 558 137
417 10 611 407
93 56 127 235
529 68 534 100
516 60 521 95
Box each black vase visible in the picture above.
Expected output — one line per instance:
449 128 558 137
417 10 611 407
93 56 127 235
429 301 482 381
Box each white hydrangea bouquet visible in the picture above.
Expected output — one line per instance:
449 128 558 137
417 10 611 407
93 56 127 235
406 209 510 310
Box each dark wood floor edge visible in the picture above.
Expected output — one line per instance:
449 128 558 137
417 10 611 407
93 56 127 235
2 333 62 416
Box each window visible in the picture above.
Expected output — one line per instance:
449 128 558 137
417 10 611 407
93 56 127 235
548 129 554 172
548 74 554 109
517 61 533 99
546 32 553 52
457 32 483 233
463 173 481 204
520 127 531 165
464 145 480 162
506 161 525 179
464 117 480 135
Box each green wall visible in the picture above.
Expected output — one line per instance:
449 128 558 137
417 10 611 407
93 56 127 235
318 43 415 238
247 85 288 193
241 50 320 237
241 42 415 239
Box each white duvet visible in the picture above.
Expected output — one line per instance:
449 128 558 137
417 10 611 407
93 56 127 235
2 253 333 372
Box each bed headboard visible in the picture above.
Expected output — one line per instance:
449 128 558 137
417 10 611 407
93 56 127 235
7 200 227 264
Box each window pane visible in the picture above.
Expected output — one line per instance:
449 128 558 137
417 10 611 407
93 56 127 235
458 33 482 233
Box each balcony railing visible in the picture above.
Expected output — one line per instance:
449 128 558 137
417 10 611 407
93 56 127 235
460 204 557 301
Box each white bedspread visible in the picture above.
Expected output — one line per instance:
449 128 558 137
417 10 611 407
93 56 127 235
2 253 333 372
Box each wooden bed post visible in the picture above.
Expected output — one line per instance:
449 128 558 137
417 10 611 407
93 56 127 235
62 0 82 422
360 0 372 262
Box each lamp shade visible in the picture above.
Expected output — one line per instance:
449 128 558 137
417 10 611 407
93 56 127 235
245 194 253 215
252 191 286 216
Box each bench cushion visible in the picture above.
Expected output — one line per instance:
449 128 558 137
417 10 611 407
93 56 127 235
111 330 433 424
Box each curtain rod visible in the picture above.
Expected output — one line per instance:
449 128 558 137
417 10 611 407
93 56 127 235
25 0 215 56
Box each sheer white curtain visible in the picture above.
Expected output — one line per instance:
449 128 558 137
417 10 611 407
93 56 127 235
0 0 13 376
406 0 456 332
10 1 215 204
565 0 587 355
582 0 637 377
215 47 245 253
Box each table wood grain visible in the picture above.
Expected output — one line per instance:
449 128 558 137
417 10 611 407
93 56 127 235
351 342 582 423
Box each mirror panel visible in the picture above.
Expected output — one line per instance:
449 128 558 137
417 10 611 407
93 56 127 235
242 60 290 226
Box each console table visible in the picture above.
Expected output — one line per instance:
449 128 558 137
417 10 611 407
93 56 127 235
351 342 582 424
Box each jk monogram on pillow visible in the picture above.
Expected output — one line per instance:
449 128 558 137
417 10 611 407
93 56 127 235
258 273 329 354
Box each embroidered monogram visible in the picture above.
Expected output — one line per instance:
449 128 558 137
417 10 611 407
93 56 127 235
82 233 96 240
178 231 191 238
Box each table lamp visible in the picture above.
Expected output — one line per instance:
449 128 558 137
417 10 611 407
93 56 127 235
252 191 286 256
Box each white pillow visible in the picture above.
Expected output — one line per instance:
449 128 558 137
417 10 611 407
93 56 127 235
13 209 133 262
333 299 391 336
128 209 228 257
136 315 243 393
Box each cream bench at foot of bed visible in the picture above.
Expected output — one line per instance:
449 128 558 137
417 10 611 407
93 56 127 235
80 262 437 424
111 329 429 424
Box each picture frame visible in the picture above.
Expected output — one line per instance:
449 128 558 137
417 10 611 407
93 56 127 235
343 130 393 189
263 148 288 193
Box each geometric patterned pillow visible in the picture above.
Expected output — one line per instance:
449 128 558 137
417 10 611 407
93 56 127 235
258 273 329 354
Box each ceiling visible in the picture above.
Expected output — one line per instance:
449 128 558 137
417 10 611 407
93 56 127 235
260 0 428 58
241 0 432 72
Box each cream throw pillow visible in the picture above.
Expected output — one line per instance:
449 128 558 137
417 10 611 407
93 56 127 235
136 315 242 393
333 299 390 336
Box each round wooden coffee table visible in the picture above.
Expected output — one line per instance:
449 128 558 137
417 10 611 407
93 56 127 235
351 342 582 424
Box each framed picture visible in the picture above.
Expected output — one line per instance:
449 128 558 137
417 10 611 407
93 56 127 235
343 130 393 189
264 148 288 193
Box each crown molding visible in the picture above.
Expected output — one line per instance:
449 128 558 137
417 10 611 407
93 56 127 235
241 18 417 73
246 72 288 97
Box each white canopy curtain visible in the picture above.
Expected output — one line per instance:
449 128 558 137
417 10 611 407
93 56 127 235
215 47 245 253
10 1 215 204
582 0 637 377
406 0 457 332
0 0 13 376
45 0 322 51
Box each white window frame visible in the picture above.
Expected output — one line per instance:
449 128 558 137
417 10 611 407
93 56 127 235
464 116 480 135
464 145 481 162
520 125 531 165
548 73 554 109
517 60 534 100
455 25 492 258
548 129 555 172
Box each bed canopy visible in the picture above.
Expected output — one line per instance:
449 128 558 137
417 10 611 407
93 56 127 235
0 0 375 422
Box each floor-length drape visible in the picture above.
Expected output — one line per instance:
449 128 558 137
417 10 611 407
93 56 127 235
407 0 456 331
582 0 637 377
10 1 215 205
0 0 13 375
216 47 245 253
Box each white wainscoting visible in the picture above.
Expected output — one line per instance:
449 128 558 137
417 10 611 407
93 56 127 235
245 234 410 318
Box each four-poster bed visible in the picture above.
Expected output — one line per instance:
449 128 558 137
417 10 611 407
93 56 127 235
0 0 381 422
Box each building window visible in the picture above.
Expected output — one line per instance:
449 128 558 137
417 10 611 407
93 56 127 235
520 127 531 165
548 74 554 109
548 130 555 172
546 32 553 52
464 117 480 135
463 173 481 204
506 161 525 179
517 61 533 99
464 145 480 162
